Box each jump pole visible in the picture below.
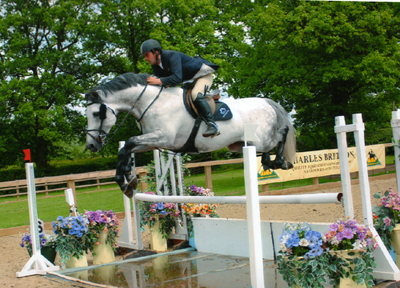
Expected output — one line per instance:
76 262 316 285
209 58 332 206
16 163 59 277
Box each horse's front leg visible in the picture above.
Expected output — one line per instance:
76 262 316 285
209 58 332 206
115 130 169 197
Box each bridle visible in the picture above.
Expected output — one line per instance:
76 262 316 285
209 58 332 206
86 103 117 146
85 84 163 147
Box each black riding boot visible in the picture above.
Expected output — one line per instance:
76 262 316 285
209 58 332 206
193 93 220 137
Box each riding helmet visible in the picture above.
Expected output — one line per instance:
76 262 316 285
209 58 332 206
140 39 162 55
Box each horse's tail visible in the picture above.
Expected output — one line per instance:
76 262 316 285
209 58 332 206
265 98 296 162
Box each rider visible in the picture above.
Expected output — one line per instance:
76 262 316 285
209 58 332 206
140 39 220 138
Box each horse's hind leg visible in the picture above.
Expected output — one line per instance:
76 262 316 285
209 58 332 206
261 125 293 170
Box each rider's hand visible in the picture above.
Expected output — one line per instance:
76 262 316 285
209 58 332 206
147 76 162 85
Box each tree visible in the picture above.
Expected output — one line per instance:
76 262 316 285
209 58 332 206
229 1 400 151
0 0 100 168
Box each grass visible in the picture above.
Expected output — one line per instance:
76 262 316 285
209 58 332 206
1 155 396 229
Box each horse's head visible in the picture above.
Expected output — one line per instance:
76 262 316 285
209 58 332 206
85 102 117 152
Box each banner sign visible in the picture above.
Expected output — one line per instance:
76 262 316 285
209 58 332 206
257 144 385 184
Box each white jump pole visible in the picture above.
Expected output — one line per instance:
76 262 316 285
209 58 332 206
16 163 59 277
134 193 342 205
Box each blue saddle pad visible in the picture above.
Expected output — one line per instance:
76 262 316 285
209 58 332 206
213 102 233 121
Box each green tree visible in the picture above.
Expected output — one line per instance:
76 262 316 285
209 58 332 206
0 0 100 168
229 1 400 151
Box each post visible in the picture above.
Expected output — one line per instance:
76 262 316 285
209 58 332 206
67 180 77 209
391 109 400 193
261 183 268 193
334 116 354 219
204 166 213 191
139 172 148 192
243 146 264 287
352 114 373 228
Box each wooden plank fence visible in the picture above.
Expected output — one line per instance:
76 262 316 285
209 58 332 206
0 156 395 202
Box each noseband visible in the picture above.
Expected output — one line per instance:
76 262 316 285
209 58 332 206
86 103 116 146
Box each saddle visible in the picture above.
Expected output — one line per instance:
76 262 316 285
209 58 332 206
172 88 233 154
183 89 233 121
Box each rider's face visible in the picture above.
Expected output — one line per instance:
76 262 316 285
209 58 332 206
144 51 158 65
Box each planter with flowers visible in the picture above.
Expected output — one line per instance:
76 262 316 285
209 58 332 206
277 222 328 288
139 191 181 251
372 188 400 263
277 220 377 288
52 214 92 268
323 219 377 288
182 185 219 248
84 210 119 265
20 232 57 264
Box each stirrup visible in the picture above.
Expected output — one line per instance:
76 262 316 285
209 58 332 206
203 123 220 138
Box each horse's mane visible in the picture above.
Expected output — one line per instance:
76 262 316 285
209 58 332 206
94 72 150 97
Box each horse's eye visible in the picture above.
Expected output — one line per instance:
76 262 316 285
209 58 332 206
93 112 99 117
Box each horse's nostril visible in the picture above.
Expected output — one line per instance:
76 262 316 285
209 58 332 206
86 143 96 152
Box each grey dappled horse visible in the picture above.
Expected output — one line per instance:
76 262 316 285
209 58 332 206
85 72 296 197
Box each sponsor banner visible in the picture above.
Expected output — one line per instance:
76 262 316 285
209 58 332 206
257 144 385 184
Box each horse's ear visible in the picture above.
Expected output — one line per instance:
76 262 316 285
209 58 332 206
86 90 101 103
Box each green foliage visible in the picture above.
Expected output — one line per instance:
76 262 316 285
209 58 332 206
229 1 400 151
326 251 376 288
277 251 376 288
277 254 329 288
0 0 101 168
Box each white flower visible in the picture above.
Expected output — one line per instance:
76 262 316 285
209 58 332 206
281 234 290 244
321 235 326 242
331 237 339 246
279 243 287 252
299 238 309 247
352 240 362 250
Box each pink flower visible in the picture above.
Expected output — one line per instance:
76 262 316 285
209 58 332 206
384 217 391 226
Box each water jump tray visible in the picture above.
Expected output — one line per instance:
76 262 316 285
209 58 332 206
47 248 288 288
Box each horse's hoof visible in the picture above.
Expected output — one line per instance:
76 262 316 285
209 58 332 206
282 161 294 170
122 165 132 174
128 176 138 190
121 184 134 198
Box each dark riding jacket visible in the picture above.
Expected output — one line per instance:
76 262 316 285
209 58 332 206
151 50 219 87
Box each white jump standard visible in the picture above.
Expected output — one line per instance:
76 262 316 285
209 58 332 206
16 163 60 277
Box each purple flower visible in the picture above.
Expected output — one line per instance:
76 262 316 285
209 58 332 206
330 223 339 231
342 228 354 239
384 217 391 226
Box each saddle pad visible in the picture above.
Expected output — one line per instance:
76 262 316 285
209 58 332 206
182 89 232 121
213 102 233 121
